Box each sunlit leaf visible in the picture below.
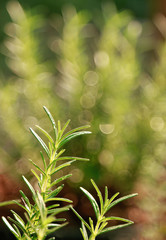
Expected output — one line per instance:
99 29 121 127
99 222 133 234
2 217 19 238
40 151 47 171
0 200 20 207
107 193 138 211
36 125 54 144
80 186 100 218
59 131 91 148
91 179 103 212
57 156 89 162
30 128 50 157
59 119 71 139
62 125 91 140
29 159 46 175
80 222 89 240
49 174 72 189
47 185 64 199
45 197 72 203
22 176 36 198
50 160 76 176
43 106 57 138
100 216 133 223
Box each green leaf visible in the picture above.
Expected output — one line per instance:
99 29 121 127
22 176 36 198
45 197 72 203
36 125 54 144
89 217 94 232
36 191 46 220
104 192 119 212
51 160 76 176
59 131 91 148
53 149 66 160
80 222 89 240
29 159 46 175
62 125 91 140
47 185 64 199
109 192 120 204
30 128 50 157
8 216 26 234
47 204 60 210
47 218 66 222
47 205 70 216
19 190 31 209
57 156 89 162
59 119 71 139
12 200 28 212
99 222 133 234
11 210 25 228
101 216 133 223
71 206 91 231
31 169 40 182
47 222 68 234
2 217 19 238
98 222 108 234
43 106 57 138
49 174 72 189
0 200 20 207
12 224 22 238
91 179 103 212
80 187 100 218
104 186 108 204
40 151 47 171
107 193 138 211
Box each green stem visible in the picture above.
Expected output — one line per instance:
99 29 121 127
89 233 96 240
89 216 102 240
41 149 57 194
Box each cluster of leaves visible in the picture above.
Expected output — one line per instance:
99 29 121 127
72 179 137 240
2 106 91 240
2 107 137 240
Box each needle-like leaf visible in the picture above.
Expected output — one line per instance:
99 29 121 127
99 222 133 234
59 131 91 148
80 222 89 240
47 185 64 199
61 125 91 140
22 176 36 198
43 106 57 138
71 206 91 231
35 125 54 144
107 193 138 212
59 119 71 139
49 174 72 189
0 200 20 207
29 159 46 175
40 151 47 171
80 186 100 218
2 217 19 238
91 179 103 212
50 160 76 176
30 128 50 157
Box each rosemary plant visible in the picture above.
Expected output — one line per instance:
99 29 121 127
72 179 137 240
2 106 137 240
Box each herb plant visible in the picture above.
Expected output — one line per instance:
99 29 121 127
2 106 137 240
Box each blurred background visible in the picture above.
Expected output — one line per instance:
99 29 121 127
0 0 166 239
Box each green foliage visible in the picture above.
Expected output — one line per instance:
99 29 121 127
1 2 166 239
0 1 144 191
2 106 91 240
2 107 136 240
71 179 137 240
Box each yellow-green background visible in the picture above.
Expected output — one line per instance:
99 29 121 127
0 1 166 239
